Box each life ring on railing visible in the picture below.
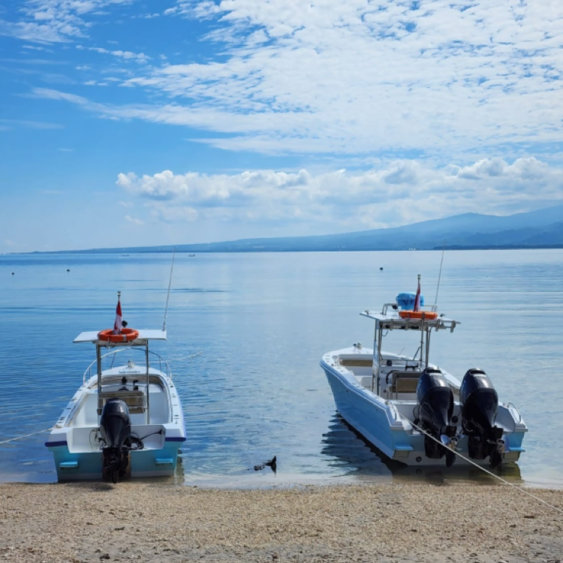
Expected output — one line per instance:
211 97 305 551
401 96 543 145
399 310 438 320
97 328 139 342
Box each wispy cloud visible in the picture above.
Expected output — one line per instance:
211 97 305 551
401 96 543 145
76 44 150 63
0 0 132 43
0 118 63 129
124 214 143 225
20 1 563 161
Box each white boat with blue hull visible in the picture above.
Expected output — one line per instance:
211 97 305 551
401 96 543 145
321 290 527 468
46 325 186 482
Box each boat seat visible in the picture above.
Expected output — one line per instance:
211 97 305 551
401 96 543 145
98 390 146 415
339 358 373 367
389 371 421 397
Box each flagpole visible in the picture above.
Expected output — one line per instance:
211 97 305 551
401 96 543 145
414 274 421 312
114 291 123 334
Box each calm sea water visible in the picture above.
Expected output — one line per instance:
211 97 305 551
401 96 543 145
1 250 562 488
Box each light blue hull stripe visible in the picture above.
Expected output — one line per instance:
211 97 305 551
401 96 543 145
49 443 182 480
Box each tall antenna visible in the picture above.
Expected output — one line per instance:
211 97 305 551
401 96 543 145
162 249 176 332
434 239 446 306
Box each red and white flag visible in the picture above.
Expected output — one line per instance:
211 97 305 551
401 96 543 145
413 277 421 312
113 299 123 334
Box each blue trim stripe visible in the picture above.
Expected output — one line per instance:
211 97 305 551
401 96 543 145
45 440 68 448
165 437 186 442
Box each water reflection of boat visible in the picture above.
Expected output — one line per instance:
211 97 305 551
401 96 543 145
322 413 522 484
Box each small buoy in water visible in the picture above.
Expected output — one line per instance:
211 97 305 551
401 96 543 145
12 272 14 275
67 269 70 272
380 267 383 271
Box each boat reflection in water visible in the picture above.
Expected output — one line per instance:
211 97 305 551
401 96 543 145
321 413 522 485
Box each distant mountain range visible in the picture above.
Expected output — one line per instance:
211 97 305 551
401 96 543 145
53 203 563 253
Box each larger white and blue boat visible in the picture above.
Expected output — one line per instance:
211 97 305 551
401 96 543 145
320 281 527 468
46 295 186 482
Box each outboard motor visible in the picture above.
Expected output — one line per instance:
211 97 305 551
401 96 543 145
416 368 457 467
460 369 504 469
99 398 132 483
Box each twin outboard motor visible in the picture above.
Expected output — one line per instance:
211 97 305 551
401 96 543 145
416 368 457 467
460 369 505 469
99 398 134 483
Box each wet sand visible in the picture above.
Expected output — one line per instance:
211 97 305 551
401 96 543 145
1 481 562 562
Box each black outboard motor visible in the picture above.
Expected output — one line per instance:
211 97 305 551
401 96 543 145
416 368 457 467
99 398 132 483
460 369 504 469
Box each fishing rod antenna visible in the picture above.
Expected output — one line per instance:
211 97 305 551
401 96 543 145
162 248 176 332
434 239 446 306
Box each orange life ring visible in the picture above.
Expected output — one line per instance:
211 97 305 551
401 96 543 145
97 328 139 343
399 310 438 320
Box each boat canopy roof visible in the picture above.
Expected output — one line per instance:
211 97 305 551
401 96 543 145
360 307 459 332
73 329 167 344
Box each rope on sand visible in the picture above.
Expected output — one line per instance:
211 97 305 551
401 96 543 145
0 428 52 446
406 417 563 516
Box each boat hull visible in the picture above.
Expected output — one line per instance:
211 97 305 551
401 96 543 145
46 369 186 482
321 352 526 467
47 440 184 481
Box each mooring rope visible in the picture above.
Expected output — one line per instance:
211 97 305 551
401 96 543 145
0 428 53 446
171 351 203 362
404 416 563 516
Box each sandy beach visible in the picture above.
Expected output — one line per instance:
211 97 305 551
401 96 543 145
1 481 562 563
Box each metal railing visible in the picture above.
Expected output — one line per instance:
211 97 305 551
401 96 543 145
82 348 172 384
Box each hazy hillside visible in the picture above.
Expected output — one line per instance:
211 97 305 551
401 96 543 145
43 203 563 253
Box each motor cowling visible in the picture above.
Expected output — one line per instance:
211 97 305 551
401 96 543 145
460 369 504 468
416 368 457 465
100 398 131 450
99 398 132 483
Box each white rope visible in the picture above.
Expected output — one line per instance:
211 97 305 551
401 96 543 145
0 428 53 446
405 416 563 516
170 351 203 362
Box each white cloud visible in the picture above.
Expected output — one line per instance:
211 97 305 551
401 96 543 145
150 203 199 223
76 44 150 63
0 118 63 129
124 214 143 225
0 0 132 43
22 0 563 160
116 157 563 231
22 44 53 52
164 1 220 19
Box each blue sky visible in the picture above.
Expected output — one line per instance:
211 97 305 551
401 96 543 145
1 0 563 252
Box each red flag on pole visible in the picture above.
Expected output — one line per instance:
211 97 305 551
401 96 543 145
113 297 123 334
413 276 421 312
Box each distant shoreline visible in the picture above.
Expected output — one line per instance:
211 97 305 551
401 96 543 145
11 243 563 255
